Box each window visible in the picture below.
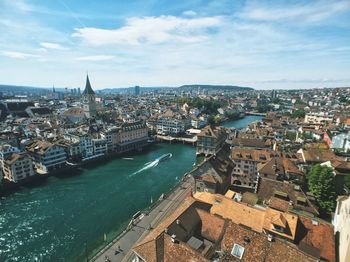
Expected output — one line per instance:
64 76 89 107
273 224 284 232
231 243 245 259
214 199 221 205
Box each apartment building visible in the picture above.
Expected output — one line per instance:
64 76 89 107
2 152 35 182
333 195 350 262
27 140 67 173
63 131 94 159
132 194 335 262
118 121 148 153
304 112 333 124
230 148 277 189
196 125 227 156
92 138 107 155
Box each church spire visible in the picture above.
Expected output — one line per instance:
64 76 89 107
83 74 95 95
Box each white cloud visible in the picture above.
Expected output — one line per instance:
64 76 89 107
40 42 68 50
2 51 39 59
72 15 222 46
241 0 350 22
75 55 115 61
182 10 197 17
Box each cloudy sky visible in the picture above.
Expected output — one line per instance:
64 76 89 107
0 0 349 89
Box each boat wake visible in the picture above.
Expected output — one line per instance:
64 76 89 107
129 153 172 177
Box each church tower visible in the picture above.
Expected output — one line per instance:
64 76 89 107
82 74 97 118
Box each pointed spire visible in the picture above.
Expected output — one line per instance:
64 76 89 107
83 74 95 95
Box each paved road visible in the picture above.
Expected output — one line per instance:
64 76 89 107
93 176 193 262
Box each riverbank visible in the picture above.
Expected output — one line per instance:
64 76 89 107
0 143 196 261
0 142 153 196
0 117 262 261
91 173 194 262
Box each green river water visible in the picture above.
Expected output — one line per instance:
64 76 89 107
0 116 262 261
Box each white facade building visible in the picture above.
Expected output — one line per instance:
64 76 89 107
3 153 35 182
304 112 333 124
333 196 350 262
27 141 67 173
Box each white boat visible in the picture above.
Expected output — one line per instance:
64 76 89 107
122 157 134 160
156 153 172 162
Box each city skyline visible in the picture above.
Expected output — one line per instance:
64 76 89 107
1 0 350 89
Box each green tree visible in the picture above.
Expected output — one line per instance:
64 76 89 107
344 174 350 190
307 165 336 213
225 111 240 120
291 109 305 119
256 104 272 113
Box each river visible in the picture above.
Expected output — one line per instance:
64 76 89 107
0 115 262 261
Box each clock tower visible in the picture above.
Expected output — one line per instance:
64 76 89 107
82 74 97 118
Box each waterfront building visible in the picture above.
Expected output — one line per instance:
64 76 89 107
192 147 233 194
190 115 208 129
118 121 148 153
101 126 119 153
153 110 190 135
55 139 82 162
82 75 97 118
333 195 350 262
63 131 94 159
196 125 227 156
92 138 107 155
27 140 67 173
0 144 20 168
2 152 35 182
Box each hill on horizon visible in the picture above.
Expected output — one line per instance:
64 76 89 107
0 83 254 94
178 84 253 91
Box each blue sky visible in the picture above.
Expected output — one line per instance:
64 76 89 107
0 0 349 89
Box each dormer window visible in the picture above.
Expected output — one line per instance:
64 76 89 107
231 243 245 259
214 199 221 205
273 224 284 233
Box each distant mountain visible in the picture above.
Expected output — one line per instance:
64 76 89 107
0 84 50 94
0 83 254 95
178 84 254 91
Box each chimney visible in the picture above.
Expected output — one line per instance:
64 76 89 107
171 234 177 243
267 234 274 242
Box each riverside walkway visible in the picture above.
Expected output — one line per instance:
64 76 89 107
92 175 194 262
156 135 197 145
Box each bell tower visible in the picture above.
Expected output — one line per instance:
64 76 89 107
82 74 97 118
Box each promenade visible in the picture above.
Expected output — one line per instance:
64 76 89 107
92 175 194 262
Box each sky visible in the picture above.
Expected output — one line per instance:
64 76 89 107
0 0 349 90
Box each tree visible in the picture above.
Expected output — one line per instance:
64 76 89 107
225 111 240 120
344 174 350 190
291 109 305 119
307 165 336 213
256 104 272 113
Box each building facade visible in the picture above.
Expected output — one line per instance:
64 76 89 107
2 153 35 182
333 195 350 262
27 141 67 173
196 125 227 156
